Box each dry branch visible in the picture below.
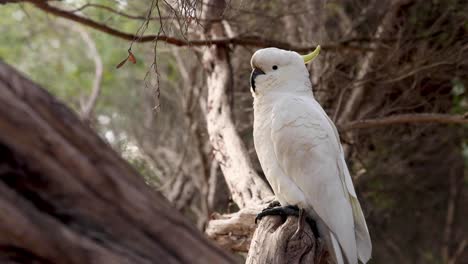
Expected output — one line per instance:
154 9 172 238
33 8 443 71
341 113 468 130
246 216 329 264
65 24 103 121
206 206 263 252
0 61 235 264
207 206 331 264
16 0 370 52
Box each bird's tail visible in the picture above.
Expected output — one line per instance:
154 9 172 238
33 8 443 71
315 219 347 264
330 232 345 264
350 197 372 263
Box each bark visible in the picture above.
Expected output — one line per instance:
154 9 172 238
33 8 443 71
206 206 262 252
0 61 236 264
200 0 272 208
246 216 329 264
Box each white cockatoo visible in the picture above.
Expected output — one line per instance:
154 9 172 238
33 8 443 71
250 46 372 264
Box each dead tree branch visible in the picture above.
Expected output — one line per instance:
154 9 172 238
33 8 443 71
68 24 103 121
14 0 371 52
246 216 329 264
206 206 263 252
341 113 468 131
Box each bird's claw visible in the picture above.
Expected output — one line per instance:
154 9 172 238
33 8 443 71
261 200 281 212
267 200 281 208
255 205 300 224
306 216 320 238
255 205 320 239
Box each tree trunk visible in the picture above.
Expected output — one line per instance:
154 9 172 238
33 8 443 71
246 216 329 264
0 61 236 264
200 0 273 209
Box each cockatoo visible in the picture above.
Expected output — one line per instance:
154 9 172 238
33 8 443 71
250 46 372 264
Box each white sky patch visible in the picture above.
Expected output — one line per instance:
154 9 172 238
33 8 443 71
116 0 128 10
64 0 86 5
118 132 128 141
50 39 61 49
122 142 141 159
98 115 111 125
105 130 115 143
12 10 25 21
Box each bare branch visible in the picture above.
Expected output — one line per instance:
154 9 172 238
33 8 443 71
19 0 371 52
206 206 263 252
246 216 329 264
75 26 103 121
69 3 172 21
341 113 468 131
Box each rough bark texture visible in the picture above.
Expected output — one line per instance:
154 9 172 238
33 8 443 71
0 61 236 264
206 206 263 252
246 216 330 264
206 206 331 264
200 0 272 208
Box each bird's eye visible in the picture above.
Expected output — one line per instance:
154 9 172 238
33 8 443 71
272 65 278 70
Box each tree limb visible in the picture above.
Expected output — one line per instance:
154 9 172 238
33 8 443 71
206 206 263 252
246 216 329 264
341 113 468 131
65 24 103 121
17 0 371 52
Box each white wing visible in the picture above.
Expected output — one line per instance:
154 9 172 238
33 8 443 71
270 96 370 263
317 102 372 263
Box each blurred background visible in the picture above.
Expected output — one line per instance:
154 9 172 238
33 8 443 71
1 0 467 263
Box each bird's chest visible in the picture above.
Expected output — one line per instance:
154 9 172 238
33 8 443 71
253 104 275 175
253 101 278 178
253 101 306 206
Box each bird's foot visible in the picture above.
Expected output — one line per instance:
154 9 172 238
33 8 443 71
263 200 281 211
255 205 299 224
292 210 321 239
292 208 307 239
255 205 320 239
306 216 320 239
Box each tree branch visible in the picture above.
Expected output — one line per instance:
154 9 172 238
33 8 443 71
206 206 263 252
19 0 371 52
341 113 468 131
68 24 103 121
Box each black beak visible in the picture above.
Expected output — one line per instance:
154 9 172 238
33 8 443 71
250 68 265 91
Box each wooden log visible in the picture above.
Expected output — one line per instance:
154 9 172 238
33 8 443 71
0 61 236 264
